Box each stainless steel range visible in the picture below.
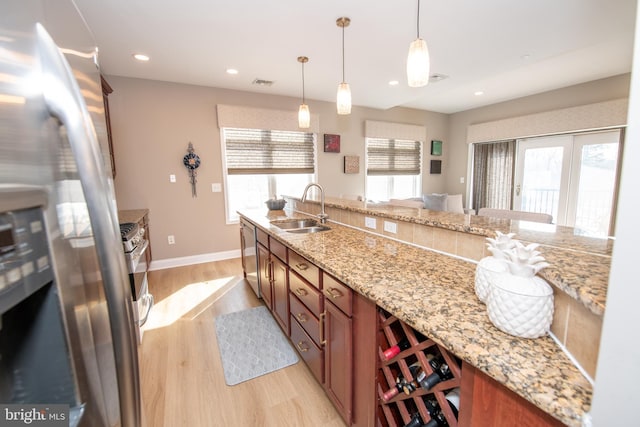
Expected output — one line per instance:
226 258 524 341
120 222 153 343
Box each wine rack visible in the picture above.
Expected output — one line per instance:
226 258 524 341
376 308 462 427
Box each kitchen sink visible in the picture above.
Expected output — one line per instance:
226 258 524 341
286 225 331 234
271 219 318 229
271 219 330 233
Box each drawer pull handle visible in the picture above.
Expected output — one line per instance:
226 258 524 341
296 313 308 323
295 288 308 297
296 341 309 352
325 287 343 299
296 263 309 271
320 312 326 346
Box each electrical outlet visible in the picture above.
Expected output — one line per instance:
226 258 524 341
384 221 397 234
211 183 222 192
169 174 176 183
365 217 376 229
460 176 465 184
167 235 175 245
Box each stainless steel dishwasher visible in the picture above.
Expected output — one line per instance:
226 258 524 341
240 218 260 297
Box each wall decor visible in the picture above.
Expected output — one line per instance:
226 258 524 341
430 159 442 174
183 142 201 197
344 155 359 174
324 134 341 153
431 139 443 156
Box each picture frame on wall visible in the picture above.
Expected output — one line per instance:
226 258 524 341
324 134 341 153
430 160 442 174
431 140 443 156
344 155 359 174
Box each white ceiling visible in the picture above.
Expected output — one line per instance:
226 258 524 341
73 0 637 114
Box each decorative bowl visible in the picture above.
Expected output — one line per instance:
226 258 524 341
265 198 287 210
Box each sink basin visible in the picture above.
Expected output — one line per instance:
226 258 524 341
272 219 318 230
287 225 331 234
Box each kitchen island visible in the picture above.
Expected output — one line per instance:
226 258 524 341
239 207 594 427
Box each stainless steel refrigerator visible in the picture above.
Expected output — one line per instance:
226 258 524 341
0 1 140 426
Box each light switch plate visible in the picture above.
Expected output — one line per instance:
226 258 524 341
365 217 376 229
211 183 222 192
169 174 176 183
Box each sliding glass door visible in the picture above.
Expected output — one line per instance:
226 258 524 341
513 130 620 236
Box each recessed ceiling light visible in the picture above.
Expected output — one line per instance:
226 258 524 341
226 68 239 75
132 53 150 62
388 80 399 86
474 91 484 96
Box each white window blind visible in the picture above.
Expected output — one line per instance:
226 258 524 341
366 138 421 175
224 128 315 175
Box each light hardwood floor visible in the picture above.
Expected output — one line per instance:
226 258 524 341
139 258 347 427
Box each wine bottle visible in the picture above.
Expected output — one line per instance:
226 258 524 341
382 338 410 361
382 363 420 401
402 388 460 427
419 354 453 391
401 354 452 396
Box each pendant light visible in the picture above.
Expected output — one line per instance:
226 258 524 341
407 0 430 87
336 17 351 115
297 56 310 129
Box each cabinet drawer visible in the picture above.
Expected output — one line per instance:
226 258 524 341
270 237 287 263
322 272 353 316
290 294 321 345
290 314 324 384
289 251 320 289
256 228 269 247
290 271 322 315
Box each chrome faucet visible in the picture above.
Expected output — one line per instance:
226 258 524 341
301 183 328 224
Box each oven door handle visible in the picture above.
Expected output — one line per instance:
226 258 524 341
138 293 154 327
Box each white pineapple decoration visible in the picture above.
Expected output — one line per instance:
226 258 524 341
474 231 555 339
485 240 554 339
474 231 516 302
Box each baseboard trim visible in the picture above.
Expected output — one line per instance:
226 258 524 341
149 249 241 271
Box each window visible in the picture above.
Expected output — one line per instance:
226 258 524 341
365 137 422 201
222 127 316 222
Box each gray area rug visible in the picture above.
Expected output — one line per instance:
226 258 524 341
214 306 299 386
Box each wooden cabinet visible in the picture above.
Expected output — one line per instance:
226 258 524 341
459 362 564 427
271 254 289 335
324 292 353 423
289 250 325 384
256 231 289 335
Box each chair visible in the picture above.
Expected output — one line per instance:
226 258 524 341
477 208 553 224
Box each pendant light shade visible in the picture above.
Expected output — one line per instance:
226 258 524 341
336 17 351 115
298 104 310 129
407 0 430 87
297 56 310 129
336 82 351 115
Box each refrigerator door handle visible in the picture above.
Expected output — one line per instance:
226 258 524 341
35 24 141 427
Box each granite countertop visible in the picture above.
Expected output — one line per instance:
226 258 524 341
240 208 592 427
118 209 149 224
294 196 612 316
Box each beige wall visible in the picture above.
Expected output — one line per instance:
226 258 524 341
108 74 630 263
444 74 631 201
107 76 447 262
